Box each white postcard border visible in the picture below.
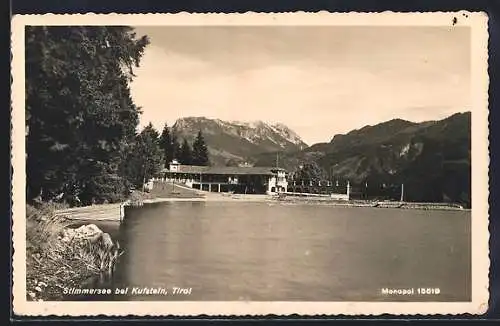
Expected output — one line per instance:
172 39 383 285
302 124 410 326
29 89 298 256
11 11 490 316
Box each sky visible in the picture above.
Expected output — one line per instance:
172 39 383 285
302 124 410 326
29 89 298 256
129 26 470 145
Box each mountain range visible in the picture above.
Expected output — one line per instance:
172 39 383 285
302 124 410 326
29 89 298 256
170 112 471 206
253 111 471 206
172 117 308 166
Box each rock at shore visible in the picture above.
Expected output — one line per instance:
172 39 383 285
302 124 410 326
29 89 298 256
59 224 115 249
27 204 122 302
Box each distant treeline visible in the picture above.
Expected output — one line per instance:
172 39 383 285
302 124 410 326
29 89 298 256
286 161 470 206
159 126 209 167
128 123 210 190
25 26 209 207
259 112 471 208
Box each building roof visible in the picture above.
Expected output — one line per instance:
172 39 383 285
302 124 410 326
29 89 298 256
161 165 287 176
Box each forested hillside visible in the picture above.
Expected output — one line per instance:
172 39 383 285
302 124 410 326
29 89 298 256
255 112 471 206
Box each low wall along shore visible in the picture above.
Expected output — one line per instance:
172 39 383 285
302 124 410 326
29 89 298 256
277 195 466 210
54 203 124 222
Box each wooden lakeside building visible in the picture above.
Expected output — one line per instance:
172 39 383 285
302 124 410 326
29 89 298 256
153 160 352 200
155 160 289 195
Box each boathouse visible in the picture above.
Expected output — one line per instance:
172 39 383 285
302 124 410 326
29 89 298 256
157 160 288 195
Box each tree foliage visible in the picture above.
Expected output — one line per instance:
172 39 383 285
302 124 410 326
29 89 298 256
124 123 164 188
291 162 326 183
159 123 173 167
26 26 150 205
170 130 181 162
192 130 210 166
179 138 193 165
159 127 211 166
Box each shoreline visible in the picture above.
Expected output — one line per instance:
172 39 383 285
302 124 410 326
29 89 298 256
131 192 468 211
138 182 467 211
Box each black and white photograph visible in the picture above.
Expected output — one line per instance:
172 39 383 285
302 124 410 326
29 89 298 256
11 12 489 316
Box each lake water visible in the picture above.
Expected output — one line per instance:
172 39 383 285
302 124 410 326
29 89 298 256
66 201 471 302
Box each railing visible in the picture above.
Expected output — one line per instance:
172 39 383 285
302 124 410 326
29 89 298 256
284 191 340 198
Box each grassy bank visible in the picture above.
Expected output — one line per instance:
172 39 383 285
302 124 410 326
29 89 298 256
26 203 121 301
150 181 205 198
127 182 205 206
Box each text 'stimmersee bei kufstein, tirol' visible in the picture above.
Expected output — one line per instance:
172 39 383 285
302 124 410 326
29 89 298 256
63 286 193 296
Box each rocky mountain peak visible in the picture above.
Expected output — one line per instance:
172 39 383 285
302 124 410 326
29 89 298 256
170 116 308 166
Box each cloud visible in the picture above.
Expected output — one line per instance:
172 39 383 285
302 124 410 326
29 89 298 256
130 26 470 145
